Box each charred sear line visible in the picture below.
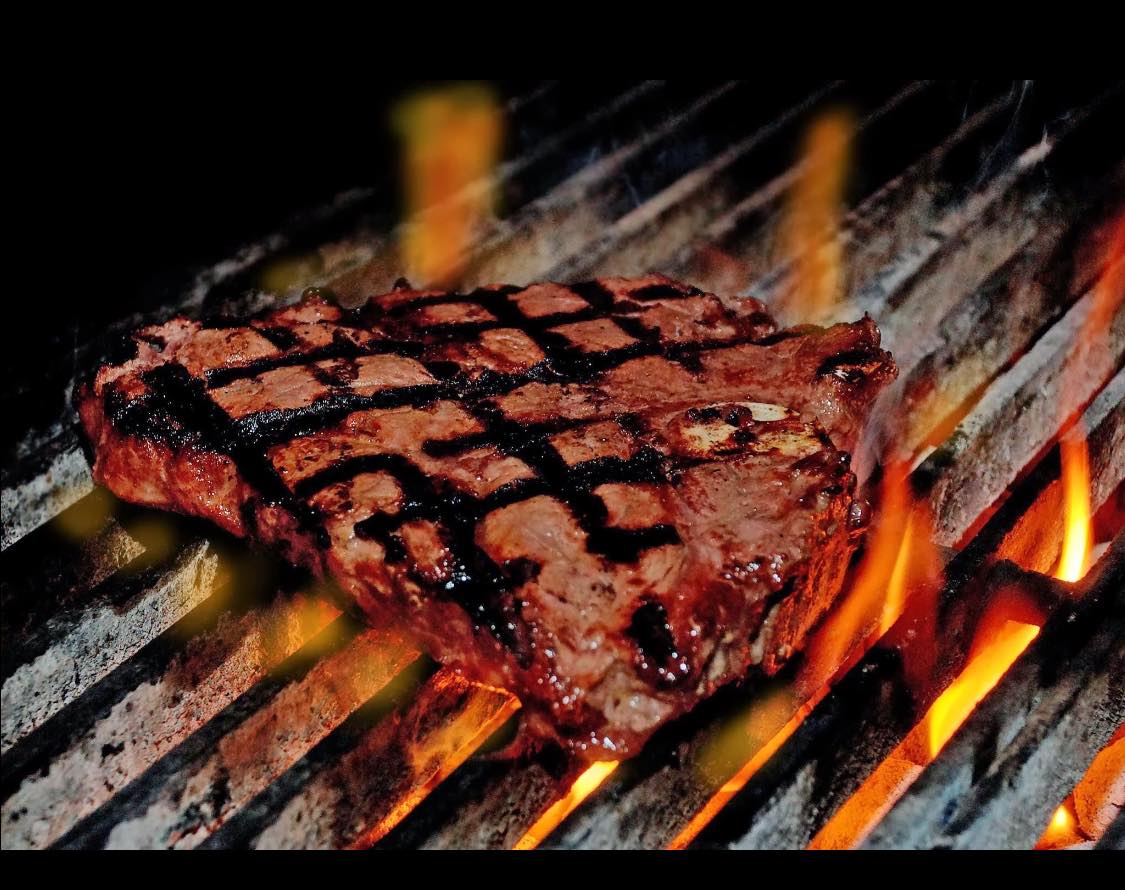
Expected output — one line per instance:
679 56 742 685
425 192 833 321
816 348 887 383
628 600 688 686
104 280 779 585
203 337 425 389
300 411 681 653
628 283 704 301
370 284 523 320
468 402 679 562
342 453 534 664
567 279 617 310
254 326 302 350
137 363 325 542
231 383 447 450
225 330 775 452
589 524 681 561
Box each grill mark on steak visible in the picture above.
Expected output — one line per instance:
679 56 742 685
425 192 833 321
131 363 330 546
203 337 426 389
218 328 789 452
628 282 704 301
341 452 534 662
79 275 897 759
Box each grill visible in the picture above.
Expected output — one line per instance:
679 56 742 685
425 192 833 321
2 79 1123 851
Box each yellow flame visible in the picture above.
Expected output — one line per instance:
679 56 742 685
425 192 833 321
925 619 1040 759
1056 427 1092 583
393 84 502 287
1036 801 1080 849
1050 212 1124 584
812 584 1044 847
670 479 944 849
780 109 854 321
513 761 618 850
801 462 940 691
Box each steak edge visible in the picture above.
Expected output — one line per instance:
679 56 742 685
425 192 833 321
78 275 896 759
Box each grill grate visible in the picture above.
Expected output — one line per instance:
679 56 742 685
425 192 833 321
2 79 1122 850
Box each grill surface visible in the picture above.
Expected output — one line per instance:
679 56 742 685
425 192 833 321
2 79 1123 850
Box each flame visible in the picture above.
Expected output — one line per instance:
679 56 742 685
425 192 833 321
923 580 1044 758
1036 800 1080 849
801 461 941 692
779 108 854 322
513 761 619 850
1055 426 1092 583
1048 213 1124 583
669 462 943 848
393 84 502 287
924 620 1040 758
812 584 1043 848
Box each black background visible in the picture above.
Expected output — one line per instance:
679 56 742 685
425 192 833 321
7 65 526 460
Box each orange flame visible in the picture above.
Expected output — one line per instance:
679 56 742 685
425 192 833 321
924 620 1040 759
780 109 854 322
1036 800 1080 849
1055 426 1092 583
922 579 1043 759
801 461 941 692
513 761 618 850
812 584 1044 848
394 84 502 287
1050 213 1124 583
668 462 943 849
667 692 820 850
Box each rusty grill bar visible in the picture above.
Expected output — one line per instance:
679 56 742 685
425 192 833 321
2 79 1123 851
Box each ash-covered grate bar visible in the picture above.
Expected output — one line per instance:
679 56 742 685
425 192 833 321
54 619 419 849
1 538 222 754
861 534 1124 849
1 572 342 848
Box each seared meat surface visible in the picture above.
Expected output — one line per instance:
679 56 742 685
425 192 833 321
78 275 896 758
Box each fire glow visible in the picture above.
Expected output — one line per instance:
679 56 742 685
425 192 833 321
1052 212 1123 585
923 616 1040 758
394 84 502 288
779 108 854 322
1036 801 1079 849
811 585 1044 849
1056 426 1092 583
802 461 941 692
667 462 943 850
513 761 619 850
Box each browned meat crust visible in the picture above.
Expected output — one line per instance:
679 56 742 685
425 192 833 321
78 275 896 759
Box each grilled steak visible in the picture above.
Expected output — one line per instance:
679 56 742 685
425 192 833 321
78 275 896 759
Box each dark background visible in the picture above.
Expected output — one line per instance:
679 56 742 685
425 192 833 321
7 74 533 463
12 76 407 358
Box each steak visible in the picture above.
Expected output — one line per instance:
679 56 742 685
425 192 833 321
78 275 896 759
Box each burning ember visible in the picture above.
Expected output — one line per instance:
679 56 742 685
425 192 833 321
1037 801 1080 849
1037 725 1125 849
